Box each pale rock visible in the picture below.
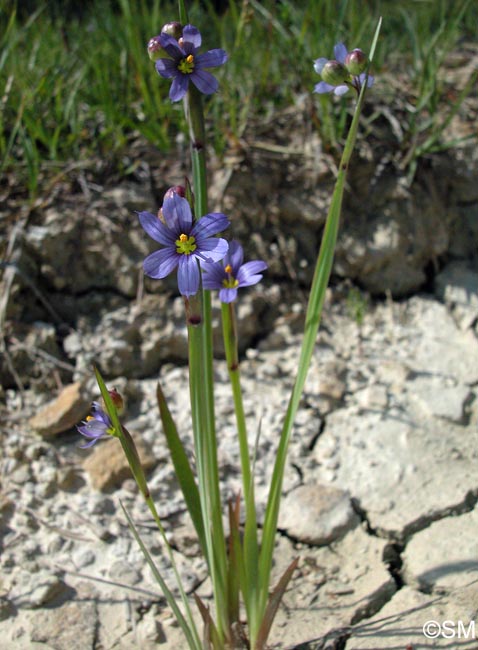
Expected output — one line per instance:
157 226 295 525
313 407 478 539
407 298 478 382
355 383 388 409
402 507 478 591
345 584 478 649
82 436 157 491
8 569 67 609
408 374 471 422
435 261 478 330
279 483 359 545
269 528 396 647
28 382 90 437
29 582 97 649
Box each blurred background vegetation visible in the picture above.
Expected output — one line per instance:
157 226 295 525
0 0 477 199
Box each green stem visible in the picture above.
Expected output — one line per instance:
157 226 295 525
221 301 260 636
184 84 229 642
256 20 382 633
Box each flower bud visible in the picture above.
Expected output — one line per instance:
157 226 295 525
164 185 186 201
147 35 169 61
104 387 124 415
345 49 368 75
321 60 349 86
161 21 183 40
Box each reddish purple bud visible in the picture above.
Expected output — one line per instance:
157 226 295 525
105 387 124 414
161 21 183 40
164 185 186 200
147 35 169 61
345 49 368 75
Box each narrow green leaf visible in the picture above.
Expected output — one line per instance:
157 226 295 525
257 14 383 625
156 381 206 556
121 501 201 650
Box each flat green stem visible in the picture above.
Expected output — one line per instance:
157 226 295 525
221 302 260 636
256 19 382 633
184 84 229 642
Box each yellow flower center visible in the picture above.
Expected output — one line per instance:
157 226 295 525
86 415 94 422
222 264 239 288
178 54 195 74
176 233 197 255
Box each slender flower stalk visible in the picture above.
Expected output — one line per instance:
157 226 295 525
257 21 382 638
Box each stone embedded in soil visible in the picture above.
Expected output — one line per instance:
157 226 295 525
278 483 359 545
402 506 478 592
267 527 396 648
7 569 68 609
313 406 478 539
82 436 157 491
28 381 90 437
310 297 478 540
345 584 478 649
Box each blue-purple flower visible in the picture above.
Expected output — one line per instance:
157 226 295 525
314 43 374 96
139 194 229 297
155 24 228 102
202 240 267 303
77 402 113 448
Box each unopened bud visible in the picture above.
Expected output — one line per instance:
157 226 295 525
321 60 349 86
147 35 169 61
164 185 186 201
161 21 183 40
345 49 368 75
105 387 124 415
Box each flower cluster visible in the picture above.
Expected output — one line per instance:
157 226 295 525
148 23 228 102
139 191 267 301
314 42 374 96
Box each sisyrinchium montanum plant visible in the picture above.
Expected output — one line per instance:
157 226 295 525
77 2 382 648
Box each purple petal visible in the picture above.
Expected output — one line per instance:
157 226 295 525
190 69 219 95
237 260 267 287
143 248 179 279
79 437 102 449
155 58 177 79
227 240 243 272
182 25 201 49
177 255 200 297
172 195 193 233
313 57 328 74
192 213 229 240
334 84 349 96
162 195 192 233
334 42 348 63
170 74 189 102
78 421 107 436
196 237 229 263
197 49 228 69
219 287 238 303
138 211 176 245
201 261 226 289
359 72 374 88
314 81 334 94
158 33 184 58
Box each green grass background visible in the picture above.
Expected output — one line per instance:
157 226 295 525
0 0 476 198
